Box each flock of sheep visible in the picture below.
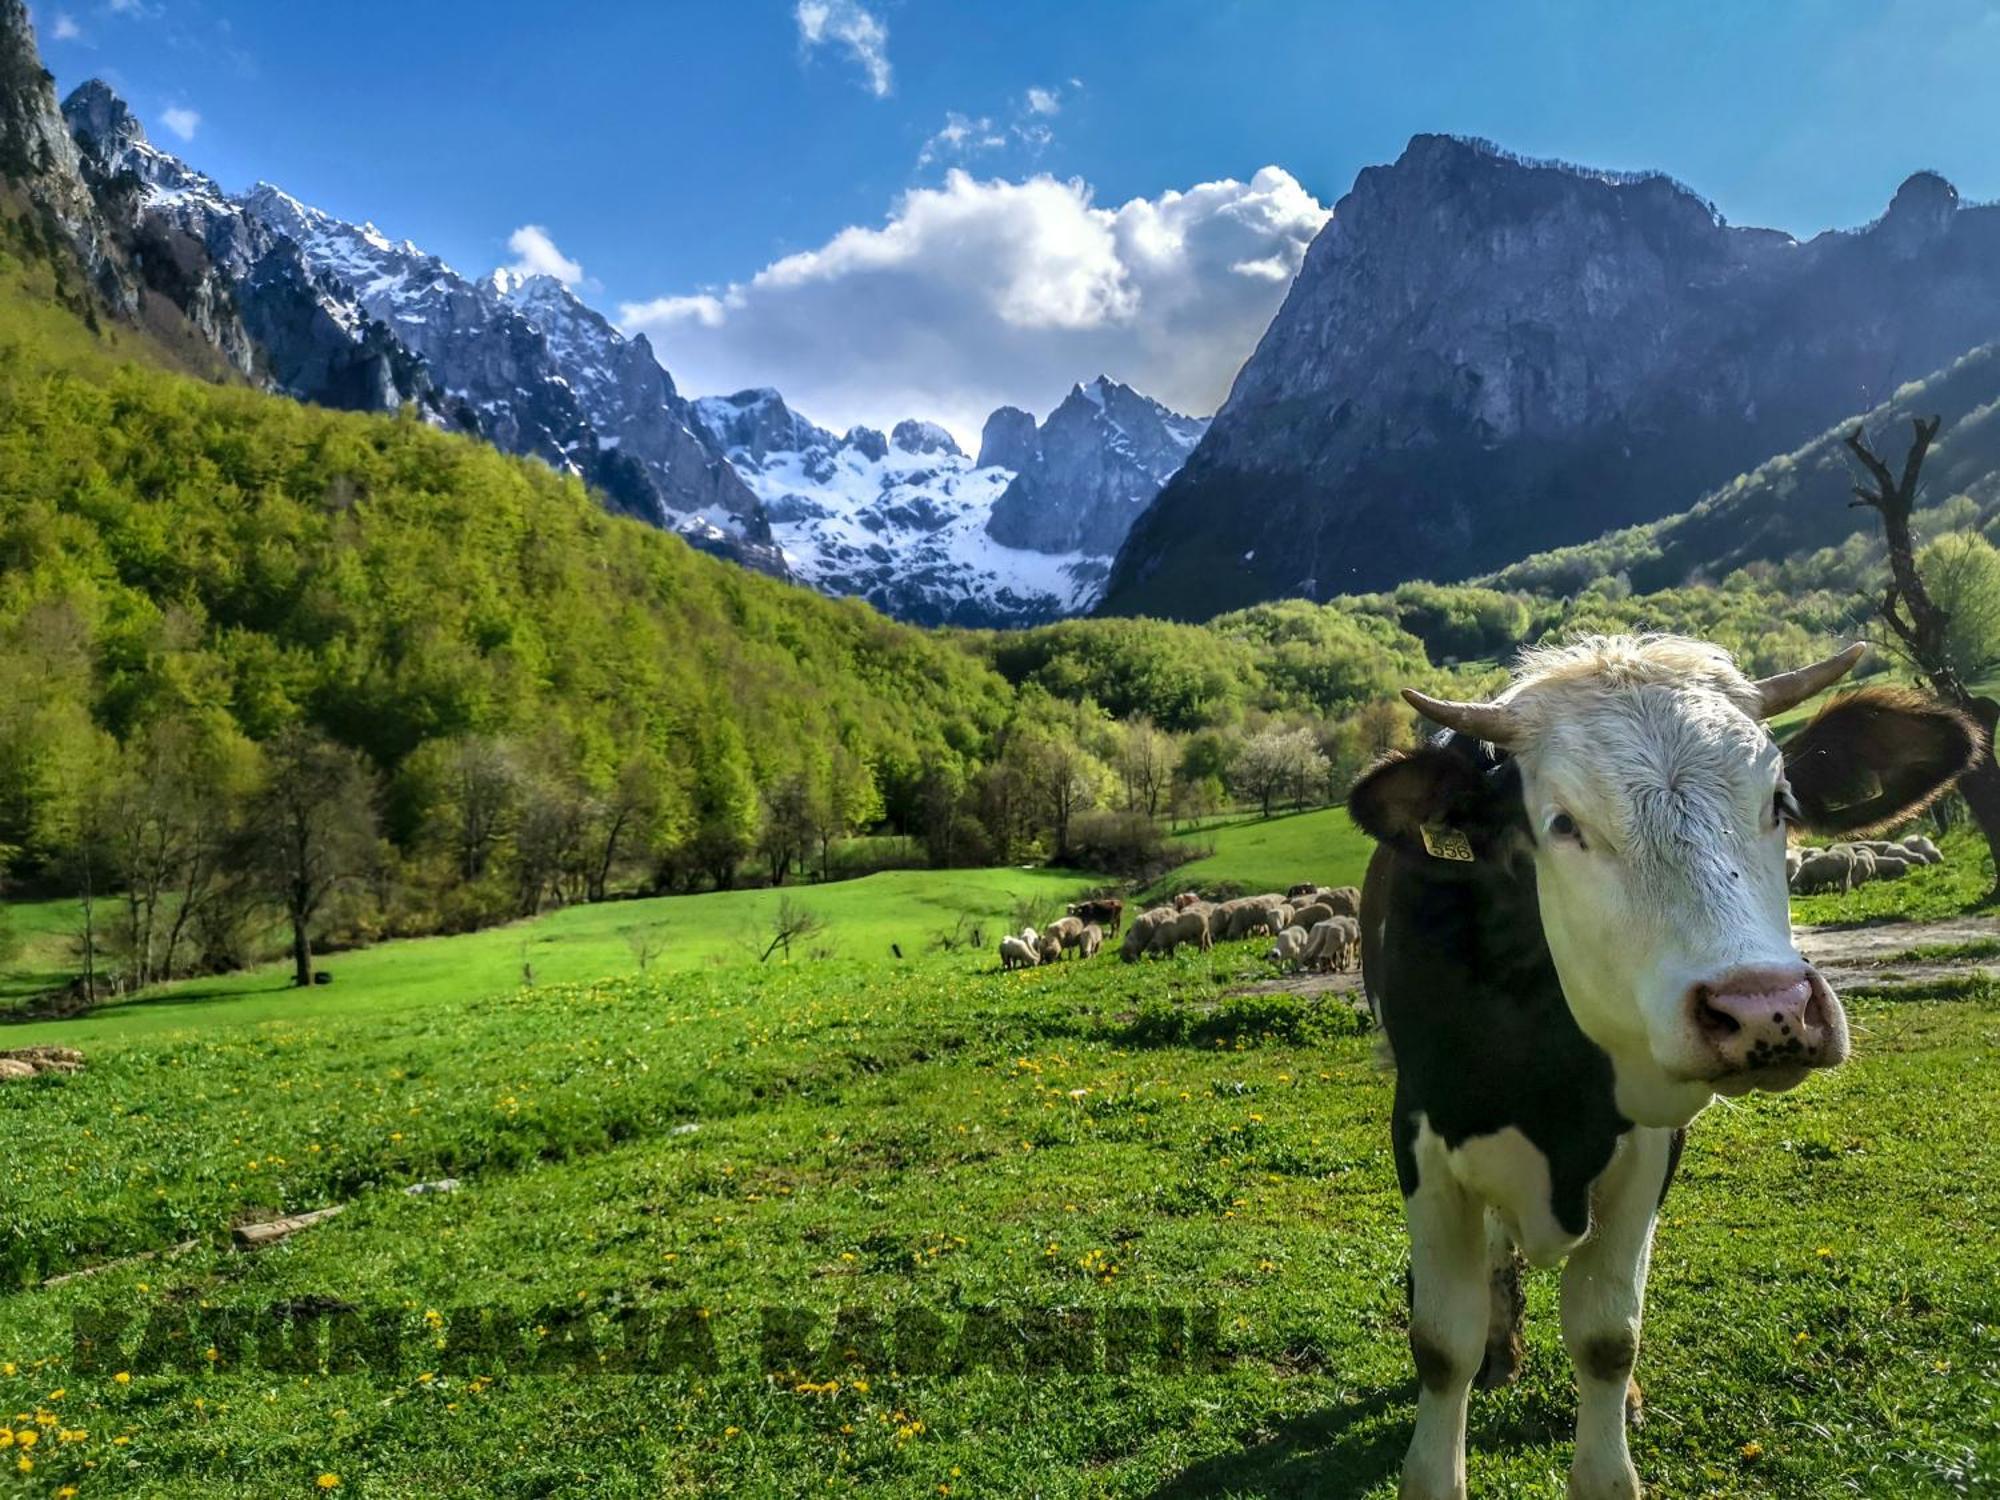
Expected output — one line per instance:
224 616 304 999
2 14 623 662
997 883 1365 974
1787 834 1945 895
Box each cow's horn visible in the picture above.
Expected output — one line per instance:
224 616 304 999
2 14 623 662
1401 688 1521 746
1751 643 1866 719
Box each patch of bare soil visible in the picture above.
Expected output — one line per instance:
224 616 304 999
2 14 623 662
1224 917 1999 1005
1796 916 2000 992
1229 968 1367 1007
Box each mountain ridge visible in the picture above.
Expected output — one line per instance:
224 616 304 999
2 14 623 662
1100 132 2000 618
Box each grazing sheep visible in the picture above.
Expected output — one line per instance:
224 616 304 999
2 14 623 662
1843 845 1878 885
1267 926 1309 970
1037 932 1063 965
1325 914 1362 971
1287 902 1333 933
1047 916 1086 956
999 935 1039 971
1147 904 1214 958
1302 917 1360 973
1870 851 1917 880
1152 904 1208 964
1120 906 1175 962
1020 926 1039 946
1078 923 1104 959
1172 890 1203 911
1902 835 1943 865
1321 885 1361 919
1791 848 1855 894
1286 882 1320 900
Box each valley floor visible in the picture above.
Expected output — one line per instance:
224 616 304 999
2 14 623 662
0 851 1994 1496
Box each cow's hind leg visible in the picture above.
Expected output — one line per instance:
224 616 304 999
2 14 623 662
1475 1209 1525 1390
1560 1126 1676 1500
1400 1127 1487 1500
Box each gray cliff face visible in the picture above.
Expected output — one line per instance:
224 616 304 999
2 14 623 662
985 377 1207 557
61 81 434 412
235 185 778 570
1101 134 2000 618
0 17 139 316
976 406 1038 472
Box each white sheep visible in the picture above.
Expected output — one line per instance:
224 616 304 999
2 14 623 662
999 935 1039 971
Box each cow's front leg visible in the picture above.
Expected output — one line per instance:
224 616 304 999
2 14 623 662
1560 1126 1677 1500
1400 1126 1488 1500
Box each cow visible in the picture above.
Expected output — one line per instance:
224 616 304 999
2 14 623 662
1068 898 1124 935
1345 636 1978 1500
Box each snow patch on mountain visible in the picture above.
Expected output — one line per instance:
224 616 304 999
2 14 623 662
692 388 1105 627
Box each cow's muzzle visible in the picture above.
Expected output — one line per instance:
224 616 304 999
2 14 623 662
1688 964 1848 1088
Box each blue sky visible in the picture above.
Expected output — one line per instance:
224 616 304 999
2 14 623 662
34 0 2000 438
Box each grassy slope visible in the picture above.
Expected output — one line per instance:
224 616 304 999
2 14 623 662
0 945 1991 1496
0 866 1093 1047
1155 808 1376 900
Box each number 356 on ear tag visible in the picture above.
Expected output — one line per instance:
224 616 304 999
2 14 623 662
1420 824 1475 862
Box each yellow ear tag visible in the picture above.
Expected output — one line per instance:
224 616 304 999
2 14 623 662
1420 824 1475 862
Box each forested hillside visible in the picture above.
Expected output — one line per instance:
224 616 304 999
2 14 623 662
1487 341 2000 597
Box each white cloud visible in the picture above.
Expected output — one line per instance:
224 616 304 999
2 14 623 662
917 111 1007 167
1024 86 1061 116
794 0 891 98
622 166 1329 446
51 12 81 40
504 224 584 286
159 106 199 141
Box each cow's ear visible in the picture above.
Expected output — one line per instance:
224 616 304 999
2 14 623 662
1348 745 1492 857
1781 685 1983 835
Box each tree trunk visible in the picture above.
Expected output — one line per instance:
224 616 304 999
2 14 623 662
290 907 313 987
1845 418 2000 900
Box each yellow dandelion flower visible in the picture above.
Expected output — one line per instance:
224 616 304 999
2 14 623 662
1740 1441 1764 1461
0 1431 11 1450
16 1454 31 1473
317 1474 341 1490
16 1430 37 1447
113 1371 131 1385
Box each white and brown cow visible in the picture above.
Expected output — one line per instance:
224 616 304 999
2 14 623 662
1346 636 1979 1500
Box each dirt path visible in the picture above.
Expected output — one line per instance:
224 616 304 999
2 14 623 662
1230 915 1999 1004
1796 916 2000 991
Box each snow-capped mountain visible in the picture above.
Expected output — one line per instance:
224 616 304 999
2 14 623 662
984 377 1207 557
691 384 1204 627
60 80 436 413
235 183 769 553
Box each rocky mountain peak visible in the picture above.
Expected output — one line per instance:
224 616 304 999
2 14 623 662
983 381 1207 558
842 425 888 462
1879 170 1959 256
60 78 144 156
976 406 1038 470
1100 139 2000 618
891 418 962 458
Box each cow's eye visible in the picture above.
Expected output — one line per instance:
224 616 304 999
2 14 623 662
1548 811 1584 846
1772 784 1799 826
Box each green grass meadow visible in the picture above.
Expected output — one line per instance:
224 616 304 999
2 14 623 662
0 944 1994 1497
0 818 1993 1497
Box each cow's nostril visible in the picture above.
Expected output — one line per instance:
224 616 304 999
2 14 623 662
1694 988 1740 1036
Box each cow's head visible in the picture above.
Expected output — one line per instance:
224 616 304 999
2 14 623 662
1350 636 1981 1125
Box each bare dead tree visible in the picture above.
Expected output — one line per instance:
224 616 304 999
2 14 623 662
1845 416 2000 895
753 895 825 964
